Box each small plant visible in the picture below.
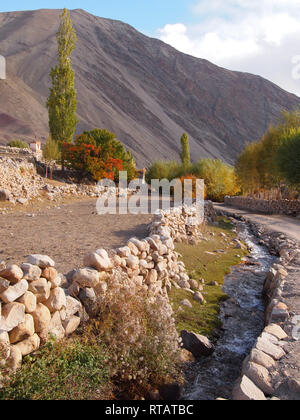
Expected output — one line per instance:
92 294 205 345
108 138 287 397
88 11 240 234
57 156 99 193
7 140 29 149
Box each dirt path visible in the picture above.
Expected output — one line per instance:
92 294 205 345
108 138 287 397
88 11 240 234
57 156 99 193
0 199 153 274
215 203 300 242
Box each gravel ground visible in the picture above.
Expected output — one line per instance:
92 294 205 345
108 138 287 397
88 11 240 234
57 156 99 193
0 198 153 274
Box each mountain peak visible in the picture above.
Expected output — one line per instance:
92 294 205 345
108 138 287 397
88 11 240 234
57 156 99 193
0 8 299 166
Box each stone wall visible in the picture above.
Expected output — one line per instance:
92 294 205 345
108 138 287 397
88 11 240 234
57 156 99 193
225 217 300 400
224 196 300 217
0 204 208 372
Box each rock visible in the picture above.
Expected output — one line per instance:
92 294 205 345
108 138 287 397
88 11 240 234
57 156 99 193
65 296 82 319
0 279 28 304
44 287 66 312
0 265 23 284
188 279 199 290
126 255 140 269
0 330 10 359
48 311 65 340
84 252 112 271
21 263 42 281
14 333 40 356
243 362 274 396
264 324 288 341
145 269 158 285
63 316 81 336
256 336 285 360
0 188 11 201
31 303 51 333
127 241 139 256
41 267 61 288
180 299 193 309
194 292 206 304
27 255 55 269
9 314 35 344
7 346 22 371
28 278 51 303
249 349 276 370
0 278 10 294
73 268 100 288
159 383 183 401
117 246 131 258
180 330 215 357
17 291 37 313
0 302 25 332
232 376 267 401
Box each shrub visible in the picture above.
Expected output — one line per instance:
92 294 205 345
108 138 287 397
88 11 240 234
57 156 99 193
145 161 182 183
7 140 29 149
0 337 110 400
85 272 183 399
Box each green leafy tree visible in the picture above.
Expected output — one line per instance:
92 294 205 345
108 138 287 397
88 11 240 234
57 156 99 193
43 136 61 179
180 133 191 167
276 128 300 188
47 8 78 159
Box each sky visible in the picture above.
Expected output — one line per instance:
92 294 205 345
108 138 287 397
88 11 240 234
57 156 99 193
2 0 300 96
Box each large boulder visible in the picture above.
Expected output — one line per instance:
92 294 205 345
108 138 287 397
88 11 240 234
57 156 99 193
180 330 215 357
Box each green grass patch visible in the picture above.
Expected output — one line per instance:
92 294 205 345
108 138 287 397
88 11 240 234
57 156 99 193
170 217 248 339
0 337 111 400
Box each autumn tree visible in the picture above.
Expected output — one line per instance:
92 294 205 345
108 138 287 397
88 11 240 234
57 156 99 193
47 8 78 164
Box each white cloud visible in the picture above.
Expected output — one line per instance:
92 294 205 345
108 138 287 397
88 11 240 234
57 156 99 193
158 0 300 96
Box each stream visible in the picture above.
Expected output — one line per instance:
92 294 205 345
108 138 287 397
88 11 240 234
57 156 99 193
183 220 276 400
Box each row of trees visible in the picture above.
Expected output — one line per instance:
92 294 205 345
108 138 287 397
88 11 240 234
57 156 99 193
146 134 240 202
235 111 300 198
44 9 136 181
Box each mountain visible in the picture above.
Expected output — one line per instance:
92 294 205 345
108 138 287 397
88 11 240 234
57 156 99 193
0 8 299 166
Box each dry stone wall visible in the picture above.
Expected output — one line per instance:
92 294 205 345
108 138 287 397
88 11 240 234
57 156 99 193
0 204 211 373
219 215 300 400
224 196 300 217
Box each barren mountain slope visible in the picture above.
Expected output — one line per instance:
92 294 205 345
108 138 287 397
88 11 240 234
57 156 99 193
0 8 299 166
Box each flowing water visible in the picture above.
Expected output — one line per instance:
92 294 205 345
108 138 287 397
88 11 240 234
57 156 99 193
184 221 276 400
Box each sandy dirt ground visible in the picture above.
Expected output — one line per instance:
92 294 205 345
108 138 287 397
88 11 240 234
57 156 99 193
215 204 300 242
0 198 153 274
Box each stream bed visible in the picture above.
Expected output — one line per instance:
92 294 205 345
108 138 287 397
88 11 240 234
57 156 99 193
183 220 276 400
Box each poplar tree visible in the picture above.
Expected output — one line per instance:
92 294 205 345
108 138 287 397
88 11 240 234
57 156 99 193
47 9 78 150
180 133 191 167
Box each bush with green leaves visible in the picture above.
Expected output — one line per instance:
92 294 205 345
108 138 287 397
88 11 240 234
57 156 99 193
7 140 29 149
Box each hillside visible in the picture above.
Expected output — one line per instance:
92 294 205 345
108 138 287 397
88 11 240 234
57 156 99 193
0 8 300 166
